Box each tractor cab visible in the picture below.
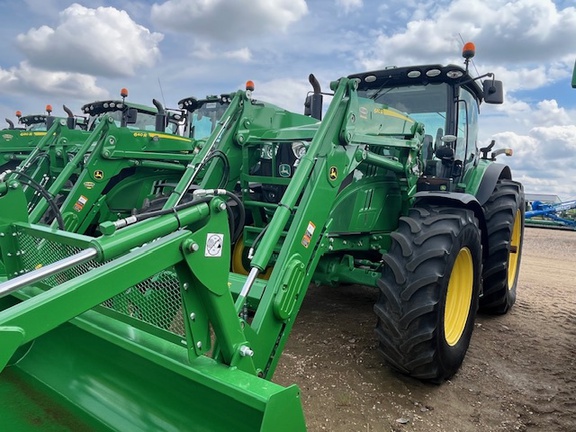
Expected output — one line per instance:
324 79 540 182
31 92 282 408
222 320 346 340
15 105 53 131
179 94 232 140
82 92 187 136
82 88 164 132
82 99 158 131
350 42 504 192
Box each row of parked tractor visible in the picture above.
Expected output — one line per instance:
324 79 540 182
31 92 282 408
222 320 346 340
0 90 233 234
0 43 526 431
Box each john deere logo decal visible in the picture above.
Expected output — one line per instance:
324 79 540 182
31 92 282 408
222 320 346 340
279 163 291 178
329 166 338 180
2 134 13 141
94 170 104 180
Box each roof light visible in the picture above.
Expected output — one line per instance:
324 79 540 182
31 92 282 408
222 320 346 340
407 70 421 78
447 70 464 79
462 42 475 60
245 80 255 91
364 75 377 83
46 104 53 114
15 110 22 118
120 88 129 98
426 69 442 77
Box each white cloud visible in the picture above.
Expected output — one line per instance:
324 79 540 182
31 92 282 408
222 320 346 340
151 0 308 41
0 61 108 100
17 3 163 78
253 78 315 115
192 42 252 62
357 0 576 73
336 0 363 14
493 124 576 198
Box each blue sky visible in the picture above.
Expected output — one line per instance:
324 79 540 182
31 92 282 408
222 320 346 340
1 0 575 199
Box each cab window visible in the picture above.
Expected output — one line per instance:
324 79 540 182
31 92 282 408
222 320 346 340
456 88 479 162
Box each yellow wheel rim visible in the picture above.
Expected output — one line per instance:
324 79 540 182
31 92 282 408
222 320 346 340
507 209 522 289
232 235 273 280
444 247 474 346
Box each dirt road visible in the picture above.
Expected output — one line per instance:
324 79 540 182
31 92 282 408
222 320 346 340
275 227 576 432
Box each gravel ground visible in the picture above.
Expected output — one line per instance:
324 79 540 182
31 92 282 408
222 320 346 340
275 227 576 432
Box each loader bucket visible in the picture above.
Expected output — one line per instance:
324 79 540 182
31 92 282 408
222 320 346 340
0 296 305 432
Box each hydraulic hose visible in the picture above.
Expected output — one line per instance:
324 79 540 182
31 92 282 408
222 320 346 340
131 188 245 243
7 170 65 230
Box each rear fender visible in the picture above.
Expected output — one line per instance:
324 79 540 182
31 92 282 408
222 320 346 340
465 162 511 205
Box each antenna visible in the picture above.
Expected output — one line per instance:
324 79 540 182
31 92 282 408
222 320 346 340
157 77 167 108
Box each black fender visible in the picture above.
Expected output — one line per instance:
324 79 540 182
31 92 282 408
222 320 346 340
414 191 489 261
475 163 511 206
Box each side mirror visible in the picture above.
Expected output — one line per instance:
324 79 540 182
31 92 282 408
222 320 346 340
123 108 138 126
482 79 504 104
304 94 323 120
46 116 55 129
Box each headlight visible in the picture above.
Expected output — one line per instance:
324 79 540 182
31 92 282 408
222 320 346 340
261 143 274 160
291 141 308 159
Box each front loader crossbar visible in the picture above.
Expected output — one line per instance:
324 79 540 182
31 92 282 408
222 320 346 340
0 247 97 298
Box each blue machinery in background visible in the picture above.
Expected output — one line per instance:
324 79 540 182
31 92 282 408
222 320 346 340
526 199 576 229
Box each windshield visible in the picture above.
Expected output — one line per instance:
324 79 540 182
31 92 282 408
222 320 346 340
87 110 157 132
190 101 229 140
26 122 47 132
358 83 448 141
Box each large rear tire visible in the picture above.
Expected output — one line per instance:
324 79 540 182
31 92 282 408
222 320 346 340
374 205 482 382
480 179 524 314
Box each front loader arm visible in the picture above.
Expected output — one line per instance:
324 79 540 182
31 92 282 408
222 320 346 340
237 77 424 378
238 78 366 377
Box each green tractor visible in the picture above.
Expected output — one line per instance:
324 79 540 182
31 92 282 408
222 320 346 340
0 90 164 176
6 89 196 227
24 92 233 234
0 43 523 431
0 106 60 171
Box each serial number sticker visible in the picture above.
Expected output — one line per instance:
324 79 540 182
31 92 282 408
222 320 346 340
301 221 316 248
205 233 224 257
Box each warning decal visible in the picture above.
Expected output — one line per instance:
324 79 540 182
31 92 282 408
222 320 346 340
73 195 88 212
205 233 224 257
301 221 316 248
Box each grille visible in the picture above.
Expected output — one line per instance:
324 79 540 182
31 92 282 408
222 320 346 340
17 231 185 337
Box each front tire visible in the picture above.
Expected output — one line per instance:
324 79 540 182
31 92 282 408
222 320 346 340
374 205 482 382
480 179 524 314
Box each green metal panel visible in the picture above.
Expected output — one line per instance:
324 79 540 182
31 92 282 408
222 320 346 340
460 158 493 196
0 317 305 432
